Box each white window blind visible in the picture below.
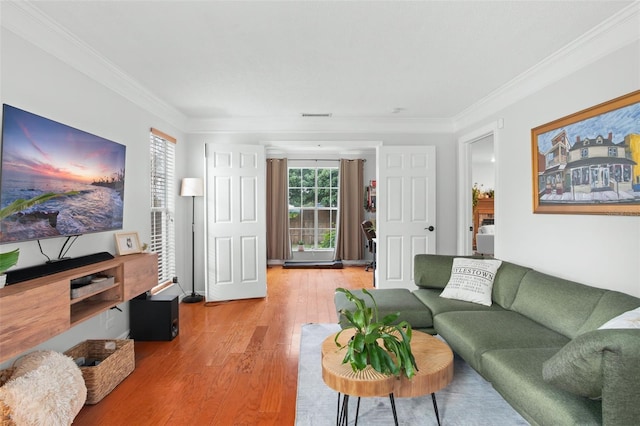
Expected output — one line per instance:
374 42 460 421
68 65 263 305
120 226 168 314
150 128 176 287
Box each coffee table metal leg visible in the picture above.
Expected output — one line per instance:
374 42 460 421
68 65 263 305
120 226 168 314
354 397 361 426
431 393 441 426
389 393 399 426
341 394 349 426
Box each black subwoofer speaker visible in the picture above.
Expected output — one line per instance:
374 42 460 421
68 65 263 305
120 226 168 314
129 294 179 341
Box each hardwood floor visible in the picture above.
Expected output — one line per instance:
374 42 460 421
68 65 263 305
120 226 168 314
73 266 373 425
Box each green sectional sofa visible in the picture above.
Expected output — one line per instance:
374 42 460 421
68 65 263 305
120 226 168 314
334 254 640 425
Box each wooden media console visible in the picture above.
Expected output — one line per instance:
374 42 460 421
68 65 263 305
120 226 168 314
0 253 158 363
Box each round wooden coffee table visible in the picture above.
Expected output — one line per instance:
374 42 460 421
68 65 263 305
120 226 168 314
322 329 454 426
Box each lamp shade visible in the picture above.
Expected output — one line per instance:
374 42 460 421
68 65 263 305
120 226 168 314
180 178 204 197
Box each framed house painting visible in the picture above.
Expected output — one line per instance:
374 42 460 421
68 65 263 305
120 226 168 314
531 90 640 216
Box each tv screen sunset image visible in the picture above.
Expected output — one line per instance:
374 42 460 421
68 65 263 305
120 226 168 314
0 104 126 243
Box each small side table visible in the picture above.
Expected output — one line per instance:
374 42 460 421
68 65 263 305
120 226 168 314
322 329 454 425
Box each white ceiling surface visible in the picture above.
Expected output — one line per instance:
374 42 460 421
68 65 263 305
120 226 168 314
16 1 636 129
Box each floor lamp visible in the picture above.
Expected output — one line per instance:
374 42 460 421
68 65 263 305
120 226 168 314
180 177 204 303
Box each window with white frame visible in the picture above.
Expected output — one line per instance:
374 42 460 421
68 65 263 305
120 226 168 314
150 128 176 288
288 166 338 250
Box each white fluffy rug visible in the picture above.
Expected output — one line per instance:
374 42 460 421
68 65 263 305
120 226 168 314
0 350 86 426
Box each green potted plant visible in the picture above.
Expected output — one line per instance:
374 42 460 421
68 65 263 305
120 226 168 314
334 288 418 379
0 192 77 286
0 248 19 287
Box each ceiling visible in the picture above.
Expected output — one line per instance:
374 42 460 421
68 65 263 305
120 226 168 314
26 1 633 124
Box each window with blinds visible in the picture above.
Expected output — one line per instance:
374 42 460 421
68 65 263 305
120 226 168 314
150 128 176 287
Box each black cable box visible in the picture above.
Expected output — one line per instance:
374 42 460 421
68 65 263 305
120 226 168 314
6 252 115 285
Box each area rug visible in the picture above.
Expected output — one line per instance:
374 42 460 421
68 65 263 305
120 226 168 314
295 323 529 425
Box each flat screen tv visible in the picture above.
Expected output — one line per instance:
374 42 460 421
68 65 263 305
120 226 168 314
0 104 126 244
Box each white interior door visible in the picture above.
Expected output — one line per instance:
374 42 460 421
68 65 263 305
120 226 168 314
376 146 436 290
204 144 267 301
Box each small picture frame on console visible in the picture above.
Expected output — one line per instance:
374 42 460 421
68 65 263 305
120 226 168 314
115 232 142 255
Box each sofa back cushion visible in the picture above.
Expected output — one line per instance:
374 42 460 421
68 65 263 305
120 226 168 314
413 254 530 309
491 261 532 309
511 270 606 339
414 254 458 290
577 290 640 335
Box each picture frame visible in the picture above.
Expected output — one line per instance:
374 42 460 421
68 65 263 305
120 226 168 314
531 90 640 216
115 232 142 255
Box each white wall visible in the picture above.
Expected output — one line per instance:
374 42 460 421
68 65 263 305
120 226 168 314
0 29 189 367
458 41 640 297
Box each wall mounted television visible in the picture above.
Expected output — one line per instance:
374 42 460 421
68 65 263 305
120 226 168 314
0 104 126 244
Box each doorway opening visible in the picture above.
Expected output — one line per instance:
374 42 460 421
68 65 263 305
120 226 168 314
471 136 495 255
457 123 498 256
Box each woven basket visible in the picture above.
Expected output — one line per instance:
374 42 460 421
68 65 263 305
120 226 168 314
64 339 134 404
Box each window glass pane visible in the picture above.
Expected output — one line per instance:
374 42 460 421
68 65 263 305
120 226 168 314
331 169 339 187
302 188 315 207
289 168 302 187
330 188 338 207
289 208 302 228
319 229 335 248
317 188 330 207
318 210 332 229
301 209 314 231
317 168 331 187
289 188 301 207
302 168 315 187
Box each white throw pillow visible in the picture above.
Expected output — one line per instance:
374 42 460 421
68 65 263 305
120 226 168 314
440 258 502 306
598 307 640 329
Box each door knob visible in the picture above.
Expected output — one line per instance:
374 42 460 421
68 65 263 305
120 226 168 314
425 226 435 232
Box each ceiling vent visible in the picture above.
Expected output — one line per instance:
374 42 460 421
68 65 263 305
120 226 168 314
301 113 332 118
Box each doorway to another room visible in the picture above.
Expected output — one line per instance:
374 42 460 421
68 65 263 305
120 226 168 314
471 136 495 256
457 123 498 256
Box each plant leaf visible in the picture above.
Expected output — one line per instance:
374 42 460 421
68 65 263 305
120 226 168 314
381 312 400 325
0 248 19 273
0 191 78 220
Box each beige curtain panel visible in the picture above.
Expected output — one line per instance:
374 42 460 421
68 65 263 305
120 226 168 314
266 158 291 260
335 159 364 260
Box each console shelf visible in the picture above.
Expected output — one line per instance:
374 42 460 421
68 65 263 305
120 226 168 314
0 253 158 363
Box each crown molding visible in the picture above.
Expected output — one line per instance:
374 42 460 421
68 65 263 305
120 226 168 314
453 1 640 132
185 116 454 134
1 0 188 131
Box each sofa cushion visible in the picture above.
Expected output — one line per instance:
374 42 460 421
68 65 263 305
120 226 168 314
414 254 460 290
577 290 640 334
490 261 531 309
413 288 505 317
334 288 433 329
435 311 569 376
482 348 602 425
440 258 502 306
511 270 606 339
542 329 640 399
413 254 530 309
